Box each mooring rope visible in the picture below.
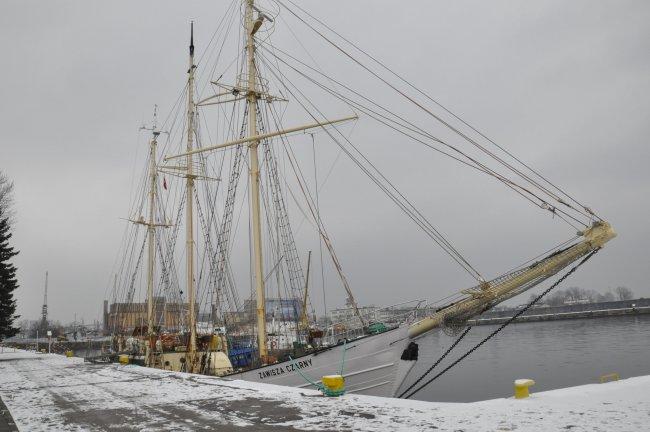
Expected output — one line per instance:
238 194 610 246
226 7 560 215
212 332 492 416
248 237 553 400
288 339 348 395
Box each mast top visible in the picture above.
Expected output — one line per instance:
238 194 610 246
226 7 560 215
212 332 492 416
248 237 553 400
152 104 159 136
140 104 163 137
189 21 194 56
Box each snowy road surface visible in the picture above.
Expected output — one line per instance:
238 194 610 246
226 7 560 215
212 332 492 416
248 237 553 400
0 350 647 431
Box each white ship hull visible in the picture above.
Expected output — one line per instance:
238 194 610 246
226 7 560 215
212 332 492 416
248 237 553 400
228 326 417 397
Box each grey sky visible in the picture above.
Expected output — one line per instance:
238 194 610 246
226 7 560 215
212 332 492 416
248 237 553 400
2 0 648 324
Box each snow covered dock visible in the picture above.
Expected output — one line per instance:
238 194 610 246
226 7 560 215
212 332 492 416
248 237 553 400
0 350 648 431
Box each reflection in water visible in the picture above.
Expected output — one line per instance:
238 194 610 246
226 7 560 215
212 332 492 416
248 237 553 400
402 315 650 402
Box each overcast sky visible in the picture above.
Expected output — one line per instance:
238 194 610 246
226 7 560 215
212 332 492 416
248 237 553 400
2 0 648 324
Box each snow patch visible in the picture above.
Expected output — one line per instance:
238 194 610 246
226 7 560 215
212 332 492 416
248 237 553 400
0 349 648 431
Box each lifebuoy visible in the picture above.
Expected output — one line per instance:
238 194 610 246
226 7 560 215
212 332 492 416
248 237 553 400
270 340 278 350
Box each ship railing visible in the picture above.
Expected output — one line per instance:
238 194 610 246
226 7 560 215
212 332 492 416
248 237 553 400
322 299 428 344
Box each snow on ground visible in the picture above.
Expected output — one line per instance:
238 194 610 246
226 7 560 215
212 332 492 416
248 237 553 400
0 349 647 431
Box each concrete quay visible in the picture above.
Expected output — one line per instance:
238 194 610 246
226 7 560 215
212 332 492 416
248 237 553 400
0 349 648 431
468 299 650 326
0 396 18 432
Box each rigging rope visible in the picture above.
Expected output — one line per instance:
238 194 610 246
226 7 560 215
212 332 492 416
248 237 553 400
400 248 600 399
258 44 589 227
278 0 596 225
312 134 328 322
256 52 485 282
256 44 587 229
258 78 369 325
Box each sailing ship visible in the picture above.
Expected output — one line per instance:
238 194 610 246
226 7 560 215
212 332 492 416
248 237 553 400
106 0 616 398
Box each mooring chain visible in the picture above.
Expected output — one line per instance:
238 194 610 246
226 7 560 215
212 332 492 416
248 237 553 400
400 248 600 399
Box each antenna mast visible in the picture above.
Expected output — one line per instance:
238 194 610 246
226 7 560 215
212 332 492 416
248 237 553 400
41 271 48 330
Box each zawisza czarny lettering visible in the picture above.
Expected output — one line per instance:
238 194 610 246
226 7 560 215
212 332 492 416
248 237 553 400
257 358 313 379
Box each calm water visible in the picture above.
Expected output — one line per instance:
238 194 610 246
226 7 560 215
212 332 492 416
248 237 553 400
403 315 650 402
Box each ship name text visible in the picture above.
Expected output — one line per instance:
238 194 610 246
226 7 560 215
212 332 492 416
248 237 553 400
258 358 313 379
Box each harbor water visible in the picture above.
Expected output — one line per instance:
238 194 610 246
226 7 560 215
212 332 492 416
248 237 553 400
30 315 650 403
403 314 650 402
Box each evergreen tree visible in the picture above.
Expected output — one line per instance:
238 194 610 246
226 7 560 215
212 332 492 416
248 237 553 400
0 174 19 341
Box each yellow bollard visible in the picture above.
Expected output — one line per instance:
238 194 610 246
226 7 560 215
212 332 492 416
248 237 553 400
514 379 535 399
65 351 73 358
321 375 345 397
599 373 620 383
118 354 130 365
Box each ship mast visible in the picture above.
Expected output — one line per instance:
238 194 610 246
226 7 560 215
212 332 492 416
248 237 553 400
186 22 198 368
245 0 268 362
164 3 358 362
136 106 164 367
146 128 159 367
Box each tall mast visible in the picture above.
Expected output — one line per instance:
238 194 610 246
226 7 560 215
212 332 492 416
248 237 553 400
134 106 171 367
246 0 268 361
186 22 198 367
164 3 357 362
146 114 159 367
